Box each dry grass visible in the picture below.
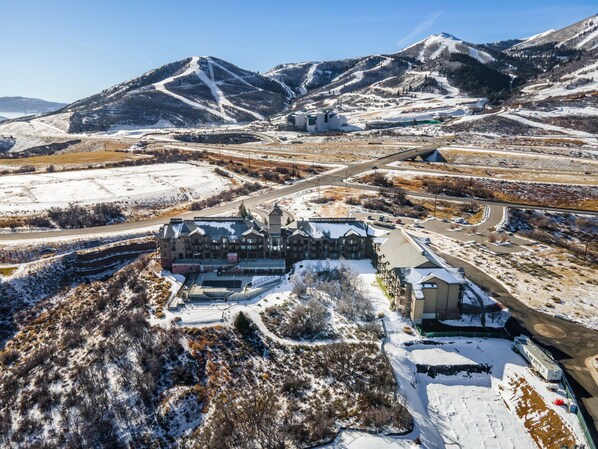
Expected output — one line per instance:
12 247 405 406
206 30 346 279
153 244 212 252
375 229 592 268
505 376 576 449
401 160 598 185
0 150 150 168
413 199 485 222
0 266 18 276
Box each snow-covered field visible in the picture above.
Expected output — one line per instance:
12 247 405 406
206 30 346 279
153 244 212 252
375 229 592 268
154 259 587 448
411 229 598 331
0 162 232 215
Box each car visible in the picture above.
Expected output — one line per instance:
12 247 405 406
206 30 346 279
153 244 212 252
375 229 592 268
367 215 373 220
442 218 450 223
403 325 414 334
372 165 379 170
378 216 385 222
395 219 402 224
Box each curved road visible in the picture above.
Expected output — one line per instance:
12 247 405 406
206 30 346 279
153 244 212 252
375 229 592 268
1 141 596 242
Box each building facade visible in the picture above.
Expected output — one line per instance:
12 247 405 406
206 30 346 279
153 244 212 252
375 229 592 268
286 110 347 133
373 229 465 324
158 207 374 274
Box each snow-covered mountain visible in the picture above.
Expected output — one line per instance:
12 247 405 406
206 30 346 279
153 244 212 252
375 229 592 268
62 56 288 132
0 96 66 118
6 13 596 135
513 14 598 51
398 33 495 64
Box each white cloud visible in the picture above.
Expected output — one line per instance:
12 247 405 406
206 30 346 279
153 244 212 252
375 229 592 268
396 11 443 49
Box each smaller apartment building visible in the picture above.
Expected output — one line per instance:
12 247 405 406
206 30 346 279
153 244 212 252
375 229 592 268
374 229 465 324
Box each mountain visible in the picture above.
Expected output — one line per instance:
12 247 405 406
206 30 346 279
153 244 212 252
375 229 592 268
513 14 598 51
398 33 495 64
5 14 596 135
62 56 288 132
0 96 67 115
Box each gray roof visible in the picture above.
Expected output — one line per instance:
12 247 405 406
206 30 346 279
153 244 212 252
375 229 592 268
376 229 440 269
296 219 371 239
160 217 264 240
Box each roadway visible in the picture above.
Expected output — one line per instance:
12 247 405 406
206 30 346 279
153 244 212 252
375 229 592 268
1 140 597 242
0 143 442 241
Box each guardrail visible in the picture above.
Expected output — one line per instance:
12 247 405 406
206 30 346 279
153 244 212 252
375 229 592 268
561 373 598 449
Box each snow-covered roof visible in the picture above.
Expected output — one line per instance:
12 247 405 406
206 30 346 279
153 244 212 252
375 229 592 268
160 217 259 240
406 267 465 286
376 229 441 269
296 219 371 239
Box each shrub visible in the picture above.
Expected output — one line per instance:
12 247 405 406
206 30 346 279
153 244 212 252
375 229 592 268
234 311 252 335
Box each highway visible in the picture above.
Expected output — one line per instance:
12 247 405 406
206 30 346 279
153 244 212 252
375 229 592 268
1 140 596 242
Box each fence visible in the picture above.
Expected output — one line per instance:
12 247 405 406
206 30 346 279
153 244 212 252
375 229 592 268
561 373 598 449
414 325 512 340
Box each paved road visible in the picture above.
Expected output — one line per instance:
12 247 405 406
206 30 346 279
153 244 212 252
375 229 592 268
440 252 598 437
1 140 596 242
0 143 443 241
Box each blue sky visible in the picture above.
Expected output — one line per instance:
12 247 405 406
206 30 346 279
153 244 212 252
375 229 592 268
0 0 595 103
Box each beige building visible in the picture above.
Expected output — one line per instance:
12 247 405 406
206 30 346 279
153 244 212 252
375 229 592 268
374 229 465 324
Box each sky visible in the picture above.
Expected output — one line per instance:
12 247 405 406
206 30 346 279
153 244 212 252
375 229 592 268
0 0 596 103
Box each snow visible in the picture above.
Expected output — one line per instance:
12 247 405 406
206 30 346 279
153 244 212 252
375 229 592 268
302 221 369 239
330 56 393 95
298 62 320 95
411 34 495 64
0 162 232 215
154 258 589 448
514 29 556 48
152 56 265 122
153 57 234 122
501 112 596 138
410 347 476 366
424 382 537 449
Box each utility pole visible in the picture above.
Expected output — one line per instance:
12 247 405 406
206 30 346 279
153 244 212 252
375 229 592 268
583 238 589 262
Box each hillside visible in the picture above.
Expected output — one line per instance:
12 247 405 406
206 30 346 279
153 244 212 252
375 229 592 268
513 14 598 51
59 56 288 132
1 14 596 139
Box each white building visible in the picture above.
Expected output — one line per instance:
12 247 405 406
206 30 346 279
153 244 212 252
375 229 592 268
286 110 347 133
514 336 562 381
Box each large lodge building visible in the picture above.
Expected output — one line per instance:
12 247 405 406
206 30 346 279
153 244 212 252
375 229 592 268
159 205 373 274
158 205 465 324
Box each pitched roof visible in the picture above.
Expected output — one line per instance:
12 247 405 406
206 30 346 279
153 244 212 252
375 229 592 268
376 229 440 269
406 267 465 286
160 217 257 240
269 203 283 216
296 219 371 239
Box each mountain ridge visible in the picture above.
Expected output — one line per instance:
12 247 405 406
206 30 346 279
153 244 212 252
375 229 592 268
5 13 597 133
